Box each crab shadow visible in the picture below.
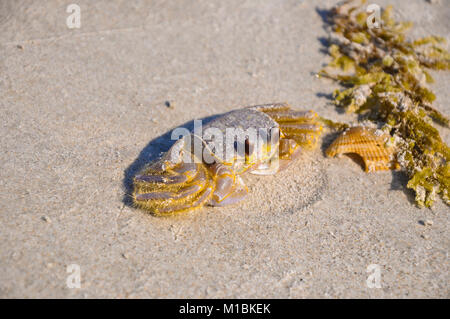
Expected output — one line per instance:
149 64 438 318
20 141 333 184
122 113 222 208
315 5 333 58
389 170 418 205
314 6 352 116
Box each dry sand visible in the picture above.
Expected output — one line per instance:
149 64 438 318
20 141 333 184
0 0 449 298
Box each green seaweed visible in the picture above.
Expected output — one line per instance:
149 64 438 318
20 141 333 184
318 0 450 207
318 116 350 131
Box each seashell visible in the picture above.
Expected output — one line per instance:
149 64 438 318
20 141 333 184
326 126 399 172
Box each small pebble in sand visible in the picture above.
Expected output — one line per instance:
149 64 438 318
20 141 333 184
421 234 430 240
121 253 129 259
16 45 23 50
419 220 433 226
41 215 51 223
165 101 174 109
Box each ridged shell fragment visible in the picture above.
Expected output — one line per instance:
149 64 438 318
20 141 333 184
326 126 398 172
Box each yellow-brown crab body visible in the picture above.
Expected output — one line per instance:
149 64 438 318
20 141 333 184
133 103 323 215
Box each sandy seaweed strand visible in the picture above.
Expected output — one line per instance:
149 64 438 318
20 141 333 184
318 0 450 207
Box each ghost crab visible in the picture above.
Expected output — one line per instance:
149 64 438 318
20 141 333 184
133 103 323 215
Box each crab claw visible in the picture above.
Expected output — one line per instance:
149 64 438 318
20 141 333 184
208 163 248 207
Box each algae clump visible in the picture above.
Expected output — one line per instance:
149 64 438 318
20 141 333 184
318 0 450 207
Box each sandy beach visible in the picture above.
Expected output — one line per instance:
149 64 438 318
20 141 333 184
0 0 449 298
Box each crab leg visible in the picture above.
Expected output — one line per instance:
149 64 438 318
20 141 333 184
279 123 322 133
255 104 323 170
154 186 214 214
263 110 318 123
134 165 206 200
279 122 322 147
133 162 215 215
135 184 203 201
134 173 189 184
261 105 322 147
279 138 303 163
282 132 319 148
134 163 199 185
278 138 297 158
252 102 291 113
